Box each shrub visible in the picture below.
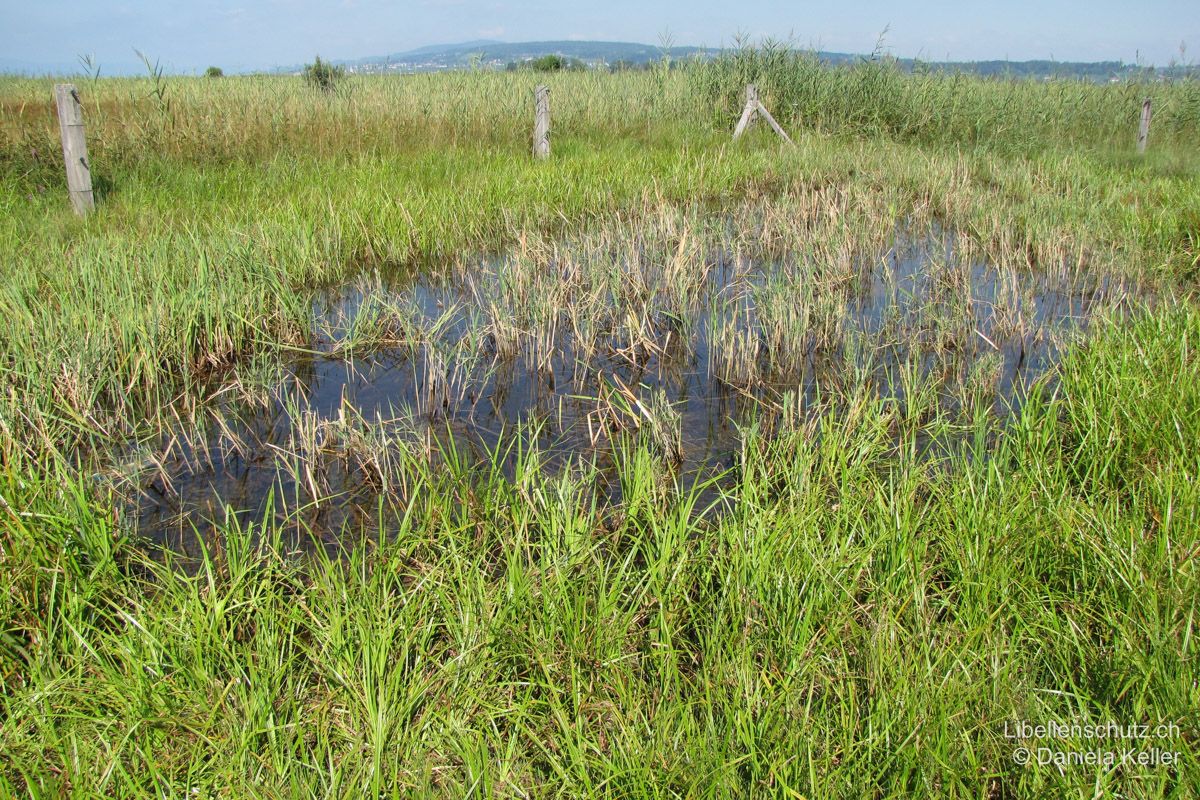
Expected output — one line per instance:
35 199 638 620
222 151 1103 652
303 56 345 93
531 54 566 72
204 66 224 78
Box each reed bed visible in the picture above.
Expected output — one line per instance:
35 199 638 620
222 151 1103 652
695 43 1200 148
3 54 1197 186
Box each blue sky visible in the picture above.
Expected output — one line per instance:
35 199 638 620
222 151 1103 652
2 0 1196 74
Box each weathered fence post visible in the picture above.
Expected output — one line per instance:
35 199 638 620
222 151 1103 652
54 84 95 215
733 83 794 145
1137 98 1152 155
733 84 759 139
533 85 550 159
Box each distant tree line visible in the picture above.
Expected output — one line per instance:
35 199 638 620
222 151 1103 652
910 59 1166 81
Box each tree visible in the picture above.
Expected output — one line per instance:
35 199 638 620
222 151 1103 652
204 66 224 78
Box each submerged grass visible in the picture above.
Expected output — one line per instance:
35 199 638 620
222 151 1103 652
0 57 1198 795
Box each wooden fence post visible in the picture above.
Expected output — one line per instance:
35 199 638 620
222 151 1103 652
733 83 793 145
533 85 550 159
733 84 759 139
1137 98 1152 155
54 84 95 215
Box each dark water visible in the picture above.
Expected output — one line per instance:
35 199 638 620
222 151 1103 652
115 228 1137 551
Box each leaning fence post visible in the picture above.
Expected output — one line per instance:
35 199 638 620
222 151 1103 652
54 84 95 215
1136 98 1152 155
733 84 759 139
733 83 793 145
533 85 550 159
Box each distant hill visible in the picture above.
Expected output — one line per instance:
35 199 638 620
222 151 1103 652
327 40 724 73
286 40 1194 82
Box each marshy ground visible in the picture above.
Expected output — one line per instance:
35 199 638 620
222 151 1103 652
1 56 1198 796
122 203 1141 556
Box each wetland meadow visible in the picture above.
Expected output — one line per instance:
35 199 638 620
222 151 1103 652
1 50 1198 796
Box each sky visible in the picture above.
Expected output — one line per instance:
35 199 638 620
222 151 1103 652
1 0 1196 74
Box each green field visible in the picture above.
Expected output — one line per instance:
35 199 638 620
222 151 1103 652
1 56 1198 796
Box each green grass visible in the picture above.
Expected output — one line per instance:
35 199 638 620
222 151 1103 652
0 58 1198 796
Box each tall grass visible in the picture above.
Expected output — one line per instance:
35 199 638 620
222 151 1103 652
3 52 1197 188
693 43 1200 149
